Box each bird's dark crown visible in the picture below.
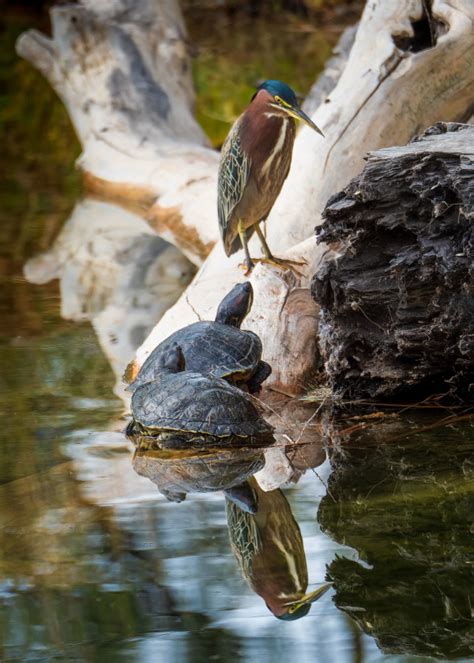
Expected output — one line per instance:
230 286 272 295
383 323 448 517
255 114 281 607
256 80 298 107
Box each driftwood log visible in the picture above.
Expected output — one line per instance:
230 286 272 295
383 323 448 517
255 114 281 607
312 123 474 400
17 0 474 394
16 0 219 265
132 0 474 395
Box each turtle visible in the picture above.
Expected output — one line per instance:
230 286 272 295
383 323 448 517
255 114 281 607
126 344 274 449
125 282 271 394
132 446 263 513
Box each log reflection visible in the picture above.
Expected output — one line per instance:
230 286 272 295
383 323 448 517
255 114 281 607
319 412 474 659
23 198 196 397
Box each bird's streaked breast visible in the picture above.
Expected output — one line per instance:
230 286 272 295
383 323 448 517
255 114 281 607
261 120 289 177
256 116 296 199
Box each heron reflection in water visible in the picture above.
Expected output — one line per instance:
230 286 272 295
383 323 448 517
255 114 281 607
226 478 331 619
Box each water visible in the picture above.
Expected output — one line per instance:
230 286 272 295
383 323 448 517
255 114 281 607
1 4 473 662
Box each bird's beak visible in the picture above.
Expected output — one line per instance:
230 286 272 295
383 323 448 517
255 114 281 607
282 582 332 609
289 105 324 136
269 99 323 135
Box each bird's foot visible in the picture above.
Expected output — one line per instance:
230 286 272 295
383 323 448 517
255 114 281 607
239 256 307 277
255 256 307 278
238 259 255 276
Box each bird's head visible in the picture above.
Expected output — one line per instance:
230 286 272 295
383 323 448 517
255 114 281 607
255 80 324 137
276 583 332 621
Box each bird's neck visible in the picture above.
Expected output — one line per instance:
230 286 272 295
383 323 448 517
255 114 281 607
241 99 295 154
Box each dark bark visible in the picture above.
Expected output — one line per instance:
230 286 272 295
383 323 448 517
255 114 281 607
312 122 474 400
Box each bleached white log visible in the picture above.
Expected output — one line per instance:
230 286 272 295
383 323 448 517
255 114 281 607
270 0 474 251
16 0 219 265
131 0 474 393
18 0 474 393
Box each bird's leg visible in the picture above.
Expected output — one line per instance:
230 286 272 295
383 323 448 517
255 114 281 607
254 223 273 260
238 219 254 275
254 223 307 276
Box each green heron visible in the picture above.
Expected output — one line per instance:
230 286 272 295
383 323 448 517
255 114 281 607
226 479 331 619
218 79 324 275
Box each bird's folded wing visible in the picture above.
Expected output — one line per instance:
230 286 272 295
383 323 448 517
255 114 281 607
217 118 251 243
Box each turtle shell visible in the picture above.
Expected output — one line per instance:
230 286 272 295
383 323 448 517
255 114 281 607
132 447 265 496
131 371 274 439
127 321 262 391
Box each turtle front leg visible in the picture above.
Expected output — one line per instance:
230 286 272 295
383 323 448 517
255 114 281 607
247 360 272 394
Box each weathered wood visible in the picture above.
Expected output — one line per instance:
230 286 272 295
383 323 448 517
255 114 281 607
268 0 474 252
312 122 474 400
16 0 218 265
17 0 474 393
303 24 357 117
132 0 474 394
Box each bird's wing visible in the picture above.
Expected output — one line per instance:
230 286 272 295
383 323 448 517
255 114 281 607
217 118 251 247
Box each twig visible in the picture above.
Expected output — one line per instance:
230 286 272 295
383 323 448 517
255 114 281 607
247 392 289 427
310 467 335 502
294 399 328 444
384 411 473 444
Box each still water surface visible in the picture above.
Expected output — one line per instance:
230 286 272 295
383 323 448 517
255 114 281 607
1 5 473 662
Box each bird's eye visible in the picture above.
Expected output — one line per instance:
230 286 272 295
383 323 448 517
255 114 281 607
274 95 291 109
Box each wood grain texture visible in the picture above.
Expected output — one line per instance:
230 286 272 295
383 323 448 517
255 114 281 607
312 123 474 399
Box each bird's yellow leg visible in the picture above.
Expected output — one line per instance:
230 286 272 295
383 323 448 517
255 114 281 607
238 219 255 276
254 224 307 276
254 223 273 260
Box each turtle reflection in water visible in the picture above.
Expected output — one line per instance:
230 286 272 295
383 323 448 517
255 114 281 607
133 447 264 513
226 479 331 619
126 345 274 450
125 282 271 394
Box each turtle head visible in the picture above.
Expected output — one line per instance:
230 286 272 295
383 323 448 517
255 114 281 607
215 282 253 328
161 488 187 503
160 343 185 374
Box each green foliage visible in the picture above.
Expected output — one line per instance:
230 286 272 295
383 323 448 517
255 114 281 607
190 13 333 146
0 17 80 263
